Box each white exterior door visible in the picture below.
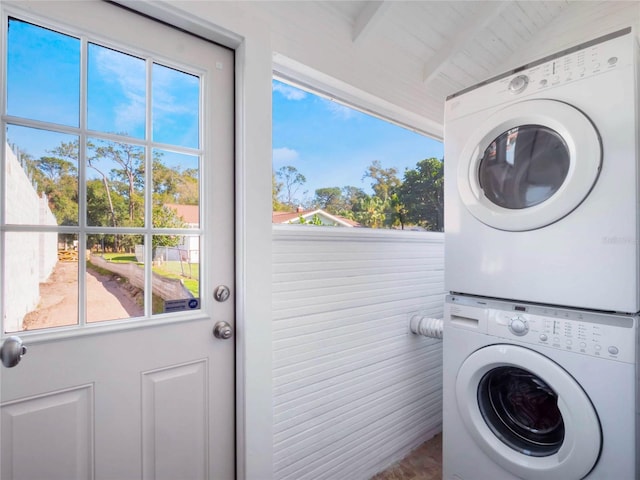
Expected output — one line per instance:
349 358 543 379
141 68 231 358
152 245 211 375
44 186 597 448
0 2 235 479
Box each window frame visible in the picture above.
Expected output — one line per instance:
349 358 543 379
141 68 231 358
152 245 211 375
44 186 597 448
1 6 210 340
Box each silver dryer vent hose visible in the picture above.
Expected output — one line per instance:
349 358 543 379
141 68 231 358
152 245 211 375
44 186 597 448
410 315 443 339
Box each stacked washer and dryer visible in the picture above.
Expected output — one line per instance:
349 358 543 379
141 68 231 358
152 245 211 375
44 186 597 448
443 28 639 479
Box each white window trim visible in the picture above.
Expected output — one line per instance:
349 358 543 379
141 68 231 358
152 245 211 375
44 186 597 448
273 52 444 141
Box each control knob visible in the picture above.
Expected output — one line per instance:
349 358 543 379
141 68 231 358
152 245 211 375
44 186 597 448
509 316 529 336
508 75 529 94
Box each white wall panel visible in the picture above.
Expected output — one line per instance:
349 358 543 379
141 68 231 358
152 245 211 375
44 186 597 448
1 385 94 480
141 360 208 480
272 226 444 480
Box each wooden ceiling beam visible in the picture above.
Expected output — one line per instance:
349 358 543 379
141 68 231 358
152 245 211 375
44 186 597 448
422 1 509 85
352 1 393 44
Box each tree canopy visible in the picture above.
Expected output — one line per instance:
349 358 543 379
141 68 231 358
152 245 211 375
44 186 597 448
11 137 195 251
272 158 444 231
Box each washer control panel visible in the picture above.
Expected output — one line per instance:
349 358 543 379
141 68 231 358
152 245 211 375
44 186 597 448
501 38 626 97
488 308 636 364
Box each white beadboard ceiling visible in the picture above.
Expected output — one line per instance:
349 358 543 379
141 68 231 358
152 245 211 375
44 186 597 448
122 1 639 137
246 0 637 137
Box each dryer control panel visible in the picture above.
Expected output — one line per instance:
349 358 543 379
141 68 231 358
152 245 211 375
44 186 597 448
447 294 637 364
445 27 635 119
488 306 636 364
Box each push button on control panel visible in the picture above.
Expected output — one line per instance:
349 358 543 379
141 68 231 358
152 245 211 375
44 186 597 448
608 346 619 355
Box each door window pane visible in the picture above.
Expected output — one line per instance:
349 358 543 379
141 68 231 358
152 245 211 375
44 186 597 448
3 14 204 333
152 64 199 148
87 235 145 323
7 18 80 127
152 235 200 315
478 126 570 209
4 232 79 333
5 125 79 226
88 44 146 139
86 138 145 227
153 150 199 228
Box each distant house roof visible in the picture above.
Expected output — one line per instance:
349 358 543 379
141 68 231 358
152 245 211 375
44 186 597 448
165 203 199 226
272 208 360 227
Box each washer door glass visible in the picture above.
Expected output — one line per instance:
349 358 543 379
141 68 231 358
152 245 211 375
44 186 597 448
478 126 571 210
478 366 565 457
455 345 601 480
457 99 601 231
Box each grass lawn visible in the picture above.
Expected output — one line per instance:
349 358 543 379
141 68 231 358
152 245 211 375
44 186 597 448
156 260 200 281
152 262 200 297
96 253 199 298
101 253 138 264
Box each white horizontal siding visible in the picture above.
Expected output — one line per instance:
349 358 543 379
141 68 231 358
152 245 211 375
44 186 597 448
273 226 444 480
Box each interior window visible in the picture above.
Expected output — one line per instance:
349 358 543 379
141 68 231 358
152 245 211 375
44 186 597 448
271 78 444 231
2 17 202 333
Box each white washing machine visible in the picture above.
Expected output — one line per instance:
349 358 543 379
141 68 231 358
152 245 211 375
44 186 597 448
443 294 639 480
444 28 639 312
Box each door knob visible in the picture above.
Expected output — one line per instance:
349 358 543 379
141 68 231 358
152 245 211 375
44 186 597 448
1 336 27 368
213 321 233 340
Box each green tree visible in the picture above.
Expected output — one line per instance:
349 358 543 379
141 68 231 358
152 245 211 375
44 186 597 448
276 165 306 208
353 195 386 228
363 160 401 203
297 213 323 226
313 185 368 216
341 186 368 209
175 168 199 205
152 159 199 206
313 187 342 213
387 192 408 230
399 157 444 231
92 140 144 225
152 206 188 249
34 156 78 225
272 171 288 211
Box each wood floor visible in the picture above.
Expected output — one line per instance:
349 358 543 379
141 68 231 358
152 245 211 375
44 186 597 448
370 433 442 480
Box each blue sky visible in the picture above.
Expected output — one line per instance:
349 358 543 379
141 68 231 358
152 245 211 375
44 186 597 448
272 80 443 202
7 18 442 212
6 18 199 174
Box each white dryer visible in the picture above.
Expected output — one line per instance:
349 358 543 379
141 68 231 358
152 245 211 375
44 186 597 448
443 294 638 480
444 28 639 312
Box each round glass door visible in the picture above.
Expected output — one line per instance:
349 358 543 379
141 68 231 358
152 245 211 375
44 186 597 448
477 366 565 457
457 99 601 231
455 345 601 480
478 126 571 210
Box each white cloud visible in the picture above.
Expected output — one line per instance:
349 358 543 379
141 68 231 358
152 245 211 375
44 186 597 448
323 99 356 120
273 147 300 163
94 47 146 131
273 82 307 101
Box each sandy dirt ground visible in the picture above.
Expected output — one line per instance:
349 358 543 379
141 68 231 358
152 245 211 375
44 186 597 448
22 260 144 330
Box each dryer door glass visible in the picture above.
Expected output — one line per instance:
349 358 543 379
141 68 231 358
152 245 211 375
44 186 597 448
478 126 570 209
455 99 601 231
478 366 565 457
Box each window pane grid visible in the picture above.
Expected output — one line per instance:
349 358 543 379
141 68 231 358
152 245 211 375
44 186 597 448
2 14 203 334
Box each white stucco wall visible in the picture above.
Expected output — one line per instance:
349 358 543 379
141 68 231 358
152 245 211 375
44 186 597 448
4 143 58 332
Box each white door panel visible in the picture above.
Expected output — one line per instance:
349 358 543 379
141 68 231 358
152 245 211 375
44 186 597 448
1 1 235 479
